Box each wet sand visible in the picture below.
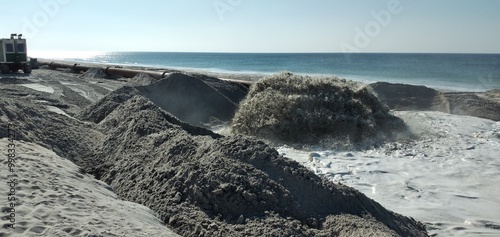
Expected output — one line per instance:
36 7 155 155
1 65 499 236
0 67 432 236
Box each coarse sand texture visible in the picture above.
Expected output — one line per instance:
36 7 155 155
232 72 410 149
1 71 428 237
78 87 428 236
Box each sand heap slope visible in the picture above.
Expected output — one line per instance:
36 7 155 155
369 82 449 112
232 72 409 149
0 80 181 236
371 82 500 121
0 99 98 164
0 139 180 237
80 88 428 237
134 73 248 126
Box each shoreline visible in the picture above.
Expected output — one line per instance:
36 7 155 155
34 58 499 93
36 58 270 82
33 59 500 122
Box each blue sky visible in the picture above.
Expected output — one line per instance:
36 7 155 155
2 0 499 53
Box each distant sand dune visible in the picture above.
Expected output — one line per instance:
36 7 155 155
371 82 500 121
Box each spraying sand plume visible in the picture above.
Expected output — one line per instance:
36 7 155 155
232 72 409 149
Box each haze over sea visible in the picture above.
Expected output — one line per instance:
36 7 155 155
33 52 500 92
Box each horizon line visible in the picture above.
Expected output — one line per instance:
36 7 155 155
30 50 500 55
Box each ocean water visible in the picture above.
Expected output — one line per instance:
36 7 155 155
32 51 500 92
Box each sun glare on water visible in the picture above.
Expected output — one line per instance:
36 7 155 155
29 50 105 61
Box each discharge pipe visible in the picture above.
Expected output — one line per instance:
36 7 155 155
42 60 166 79
38 60 254 86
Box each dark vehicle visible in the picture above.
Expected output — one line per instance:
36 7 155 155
0 33 31 74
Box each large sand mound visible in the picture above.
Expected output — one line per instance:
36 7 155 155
79 72 248 127
371 82 500 121
369 82 449 112
135 73 248 126
0 100 97 163
77 89 428 236
80 67 107 79
232 73 409 149
78 86 141 123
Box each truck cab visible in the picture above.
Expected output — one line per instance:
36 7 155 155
0 33 31 74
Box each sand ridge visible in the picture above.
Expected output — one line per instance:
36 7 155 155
77 78 427 236
135 72 248 127
1 69 429 236
0 138 180 237
371 82 500 121
3 66 499 236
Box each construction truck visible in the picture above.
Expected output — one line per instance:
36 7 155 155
0 33 32 74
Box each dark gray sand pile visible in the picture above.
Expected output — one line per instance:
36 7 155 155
0 96 98 163
1 70 427 236
79 90 427 236
370 82 449 112
134 72 248 126
443 92 500 121
79 73 248 126
127 72 156 86
232 72 409 149
78 86 141 123
371 82 500 121
80 67 107 79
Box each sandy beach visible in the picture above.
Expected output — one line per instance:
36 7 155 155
1 64 499 236
0 138 180 237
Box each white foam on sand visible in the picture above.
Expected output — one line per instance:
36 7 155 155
0 139 180 237
45 106 75 119
61 83 101 102
278 111 500 236
20 84 54 94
